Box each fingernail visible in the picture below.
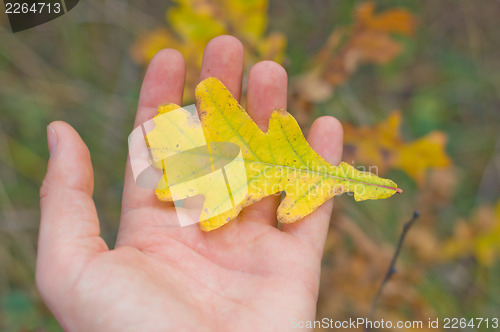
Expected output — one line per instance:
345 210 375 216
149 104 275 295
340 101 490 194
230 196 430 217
47 125 57 155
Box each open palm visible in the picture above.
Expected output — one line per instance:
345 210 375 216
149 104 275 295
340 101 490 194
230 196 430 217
36 36 343 331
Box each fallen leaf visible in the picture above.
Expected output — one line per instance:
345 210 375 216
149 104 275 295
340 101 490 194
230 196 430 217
355 1 415 36
442 201 500 266
292 1 415 109
130 0 286 101
347 30 402 64
148 78 401 231
343 111 451 185
323 2 414 84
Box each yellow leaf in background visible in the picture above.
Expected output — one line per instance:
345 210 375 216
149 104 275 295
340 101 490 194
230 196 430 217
225 0 268 39
168 1 226 42
397 131 450 184
148 78 402 231
130 0 286 101
257 32 287 65
343 111 451 185
130 28 180 64
442 201 500 266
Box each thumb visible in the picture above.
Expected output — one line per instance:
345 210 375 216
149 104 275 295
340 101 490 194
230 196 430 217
37 121 108 300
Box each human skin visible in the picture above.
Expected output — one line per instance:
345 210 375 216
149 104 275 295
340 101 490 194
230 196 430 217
36 35 343 332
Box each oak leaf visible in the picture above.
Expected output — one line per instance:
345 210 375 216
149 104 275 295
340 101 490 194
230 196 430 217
148 78 402 231
294 1 415 107
355 1 415 36
130 0 286 101
442 202 500 266
343 111 451 185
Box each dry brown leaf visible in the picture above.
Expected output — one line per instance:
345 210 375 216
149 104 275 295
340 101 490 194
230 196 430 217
293 1 415 108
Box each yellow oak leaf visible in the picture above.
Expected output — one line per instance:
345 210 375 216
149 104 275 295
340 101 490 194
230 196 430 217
147 78 401 231
442 201 500 266
343 111 451 185
130 0 286 101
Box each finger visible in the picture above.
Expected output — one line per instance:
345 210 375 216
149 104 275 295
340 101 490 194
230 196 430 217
281 116 343 256
200 35 244 101
241 61 287 226
136 49 186 126
37 122 108 299
197 36 243 233
121 49 185 214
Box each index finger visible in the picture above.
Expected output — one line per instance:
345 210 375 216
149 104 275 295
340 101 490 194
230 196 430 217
121 50 185 215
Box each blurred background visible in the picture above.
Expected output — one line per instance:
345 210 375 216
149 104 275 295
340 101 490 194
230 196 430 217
0 0 499 330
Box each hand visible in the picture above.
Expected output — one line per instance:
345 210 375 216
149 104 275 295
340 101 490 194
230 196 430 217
37 36 343 332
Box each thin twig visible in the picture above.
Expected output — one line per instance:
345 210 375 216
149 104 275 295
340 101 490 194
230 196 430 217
365 211 420 331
